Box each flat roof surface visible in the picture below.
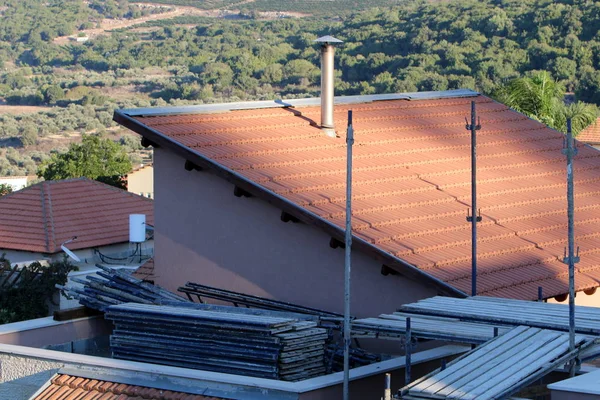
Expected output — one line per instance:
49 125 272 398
548 368 600 395
117 92 600 300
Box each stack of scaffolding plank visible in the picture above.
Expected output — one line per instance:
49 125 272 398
57 264 187 311
179 281 344 322
401 296 600 335
105 303 328 381
352 313 511 344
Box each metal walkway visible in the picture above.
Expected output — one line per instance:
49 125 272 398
400 296 600 335
400 326 597 400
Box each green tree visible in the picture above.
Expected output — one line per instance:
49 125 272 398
0 255 77 324
37 134 132 188
495 71 597 135
0 184 12 196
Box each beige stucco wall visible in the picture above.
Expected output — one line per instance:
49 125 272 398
127 165 154 198
547 291 600 307
153 148 437 318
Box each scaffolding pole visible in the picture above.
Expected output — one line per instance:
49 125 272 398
466 101 481 297
343 110 354 400
562 119 579 376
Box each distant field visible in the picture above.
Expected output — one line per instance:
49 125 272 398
130 0 244 9
130 0 404 14
0 104 53 115
245 0 404 14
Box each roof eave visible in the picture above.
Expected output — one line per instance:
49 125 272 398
113 109 467 298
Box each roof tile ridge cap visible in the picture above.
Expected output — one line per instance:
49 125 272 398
86 176 154 203
40 181 55 253
47 182 58 253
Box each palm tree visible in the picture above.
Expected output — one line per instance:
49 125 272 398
555 101 599 135
494 71 598 135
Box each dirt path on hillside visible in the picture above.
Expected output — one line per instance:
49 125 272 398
53 5 210 44
52 1 309 44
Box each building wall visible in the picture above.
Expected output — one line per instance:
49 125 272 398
127 165 154 198
153 148 437 318
547 291 600 308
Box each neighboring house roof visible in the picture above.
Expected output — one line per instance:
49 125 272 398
577 117 600 144
132 257 155 281
0 178 154 253
114 90 600 300
33 373 223 400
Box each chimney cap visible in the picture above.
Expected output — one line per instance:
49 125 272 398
314 35 343 44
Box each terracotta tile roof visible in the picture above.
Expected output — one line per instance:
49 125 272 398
0 178 154 253
34 373 224 400
577 117 600 144
132 257 155 281
117 94 600 300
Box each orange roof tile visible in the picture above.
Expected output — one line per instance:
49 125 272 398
0 178 154 253
132 257 155 281
116 93 600 300
577 118 600 144
33 374 224 400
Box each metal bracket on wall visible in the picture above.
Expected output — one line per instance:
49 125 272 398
280 211 300 223
233 186 252 198
140 137 158 148
329 237 345 249
184 160 203 172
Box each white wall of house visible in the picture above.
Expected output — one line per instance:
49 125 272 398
152 148 437 318
0 176 28 191
127 165 153 199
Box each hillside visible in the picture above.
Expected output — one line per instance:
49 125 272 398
0 0 599 177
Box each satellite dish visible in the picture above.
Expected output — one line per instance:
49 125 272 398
61 245 81 262
61 237 81 262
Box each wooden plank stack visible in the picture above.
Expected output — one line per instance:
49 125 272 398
105 302 329 381
400 326 595 400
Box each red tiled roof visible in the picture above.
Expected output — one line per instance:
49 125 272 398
577 117 600 144
132 257 155 281
118 94 600 300
0 178 154 253
34 374 224 400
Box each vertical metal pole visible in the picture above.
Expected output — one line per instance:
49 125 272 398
466 101 481 297
405 317 412 385
343 110 354 400
538 286 543 302
563 119 578 375
383 373 391 400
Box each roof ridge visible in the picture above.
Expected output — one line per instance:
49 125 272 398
39 182 51 253
43 182 57 253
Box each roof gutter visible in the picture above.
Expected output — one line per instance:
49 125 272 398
113 110 468 298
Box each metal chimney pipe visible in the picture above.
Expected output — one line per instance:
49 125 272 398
315 36 343 138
